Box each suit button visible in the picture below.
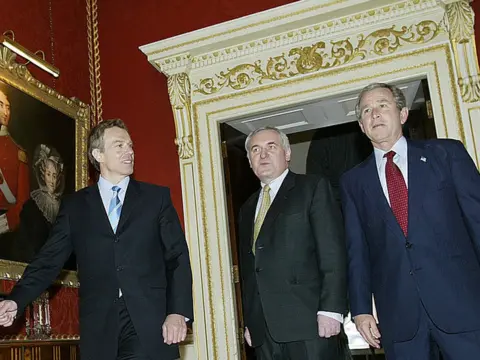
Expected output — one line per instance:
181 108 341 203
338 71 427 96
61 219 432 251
114 236 119 243
255 268 262 273
409 270 414 275
405 242 412 249
257 245 264 250
116 266 123 271
247 250 252 255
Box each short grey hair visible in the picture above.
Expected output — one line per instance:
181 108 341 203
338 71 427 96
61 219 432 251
244 126 291 160
355 83 407 120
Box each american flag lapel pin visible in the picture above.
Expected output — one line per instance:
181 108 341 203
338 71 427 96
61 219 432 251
420 156 427 162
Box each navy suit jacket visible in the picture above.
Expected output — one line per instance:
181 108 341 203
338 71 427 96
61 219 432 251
8 179 193 360
340 139 480 343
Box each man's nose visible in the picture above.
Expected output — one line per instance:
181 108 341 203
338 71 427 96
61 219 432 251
371 108 380 118
260 148 269 158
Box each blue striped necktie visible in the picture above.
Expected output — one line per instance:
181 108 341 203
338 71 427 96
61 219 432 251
108 186 122 233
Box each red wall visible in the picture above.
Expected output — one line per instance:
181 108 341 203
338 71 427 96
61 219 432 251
2 0 90 102
2 0 89 337
97 0 297 220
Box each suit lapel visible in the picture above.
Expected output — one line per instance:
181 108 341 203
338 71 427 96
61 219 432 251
361 154 405 242
85 185 114 235
406 141 429 237
116 179 141 234
256 171 296 241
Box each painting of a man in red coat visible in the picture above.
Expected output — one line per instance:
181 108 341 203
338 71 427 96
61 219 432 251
0 86 29 236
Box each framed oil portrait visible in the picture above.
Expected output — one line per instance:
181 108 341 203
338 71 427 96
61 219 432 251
0 45 89 287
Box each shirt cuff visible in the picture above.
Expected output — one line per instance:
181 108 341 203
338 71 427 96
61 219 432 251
317 311 343 323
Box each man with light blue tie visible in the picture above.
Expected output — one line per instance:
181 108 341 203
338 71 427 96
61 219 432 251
0 119 193 360
340 83 480 359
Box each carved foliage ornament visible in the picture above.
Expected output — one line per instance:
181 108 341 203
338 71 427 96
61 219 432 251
194 21 441 95
168 73 191 109
445 0 474 43
175 136 194 160
167 73 194 159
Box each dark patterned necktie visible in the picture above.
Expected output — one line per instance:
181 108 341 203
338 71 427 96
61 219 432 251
384 151 408 236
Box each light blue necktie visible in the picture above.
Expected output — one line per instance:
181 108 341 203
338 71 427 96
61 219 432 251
108 186 122 233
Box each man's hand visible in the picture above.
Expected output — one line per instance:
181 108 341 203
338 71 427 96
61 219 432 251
317 314 341 338
244 327 252 346
162 314 187 345
0 300 18 327
354 314 381 349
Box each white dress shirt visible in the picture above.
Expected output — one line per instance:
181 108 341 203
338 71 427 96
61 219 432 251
373 136 409 204
98 175 130 297
255 169 343 323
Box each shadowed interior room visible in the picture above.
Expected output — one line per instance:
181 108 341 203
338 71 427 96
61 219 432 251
1 0 480 359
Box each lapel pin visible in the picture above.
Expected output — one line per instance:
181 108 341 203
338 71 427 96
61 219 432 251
420 156 427 162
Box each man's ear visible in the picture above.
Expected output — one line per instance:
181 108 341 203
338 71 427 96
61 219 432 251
92 148 103 163
285 149 292 162
358 120 366 134
400 107 409 125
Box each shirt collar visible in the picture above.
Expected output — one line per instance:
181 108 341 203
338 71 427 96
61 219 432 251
374 136 407 171
261 168 289 192
0 125 9 136
98 175 130 193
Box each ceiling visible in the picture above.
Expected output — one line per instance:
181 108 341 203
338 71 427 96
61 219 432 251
227 79 426 135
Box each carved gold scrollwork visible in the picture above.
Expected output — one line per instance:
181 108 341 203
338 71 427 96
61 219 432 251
445 0 474 43
167 73 194 159
194 21 441 95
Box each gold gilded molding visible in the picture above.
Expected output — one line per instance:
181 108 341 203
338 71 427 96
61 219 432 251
194 21 441 96
156 0 439 74
168 73 194 159
168 72 191 108
0 260 79 288
458 76 480 103
445 0 474 44
149 0 350 56
175 136 194 159
445 1 480 103
86 0 103 125
193 105 218 359
0 46 88 286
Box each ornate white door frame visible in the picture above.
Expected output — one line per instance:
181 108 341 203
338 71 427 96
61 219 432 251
140 1 480 359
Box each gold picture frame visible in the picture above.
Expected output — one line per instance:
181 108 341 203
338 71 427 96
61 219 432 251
0 45 89 287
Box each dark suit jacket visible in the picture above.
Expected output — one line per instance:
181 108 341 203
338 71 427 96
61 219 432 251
8 179 193 360
340 139 480 344
238 171 347 346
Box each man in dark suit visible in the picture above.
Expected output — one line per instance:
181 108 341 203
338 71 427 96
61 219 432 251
340 83 480 359
0 119 193 360
238 126 349 360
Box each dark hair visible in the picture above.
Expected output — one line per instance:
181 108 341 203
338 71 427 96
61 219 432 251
355 82 407 120
88 119 129 171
